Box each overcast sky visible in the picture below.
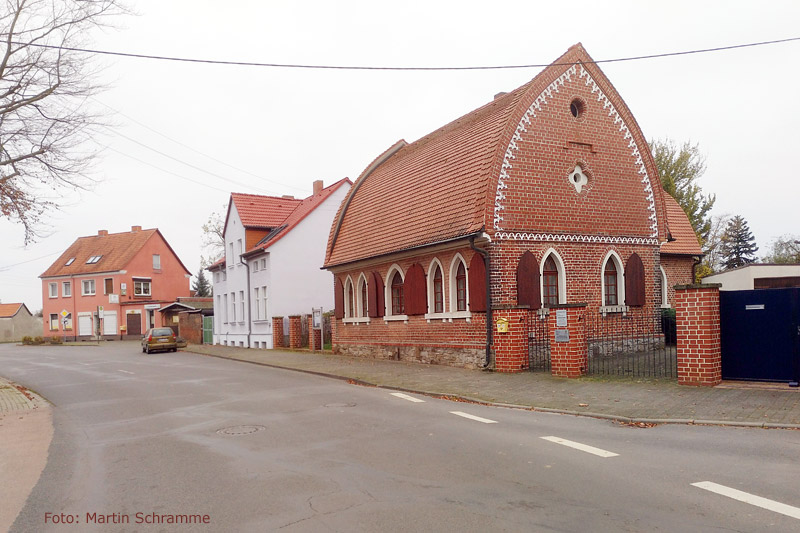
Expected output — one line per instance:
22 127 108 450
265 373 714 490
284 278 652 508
2 0 798 312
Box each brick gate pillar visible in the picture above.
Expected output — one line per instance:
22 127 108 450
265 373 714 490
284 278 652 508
288 315 302 349
308 315 322 351
674 284 722 386
492 307 529 372
547 304 587 378
272 317 284 348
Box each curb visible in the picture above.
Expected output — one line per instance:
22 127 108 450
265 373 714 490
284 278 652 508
185 349 800 430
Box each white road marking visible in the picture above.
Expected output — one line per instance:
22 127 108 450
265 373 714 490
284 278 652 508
692 481 800 520
450 411 498 424
540 436 619 458
391 392 425 403
117 370 134 375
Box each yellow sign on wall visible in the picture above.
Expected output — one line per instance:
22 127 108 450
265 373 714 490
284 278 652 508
496 317 509 333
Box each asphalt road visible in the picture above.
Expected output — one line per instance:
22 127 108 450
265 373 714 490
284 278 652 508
3 342 800 532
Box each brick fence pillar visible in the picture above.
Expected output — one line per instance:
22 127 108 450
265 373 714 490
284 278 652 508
675 284 722 386
308 315 322 351
492 307 529 372
288 315 302 349
272 317 284 348
548 304 587 378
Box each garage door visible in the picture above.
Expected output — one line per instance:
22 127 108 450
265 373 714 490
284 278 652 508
103 311 117 336
78 315 93 336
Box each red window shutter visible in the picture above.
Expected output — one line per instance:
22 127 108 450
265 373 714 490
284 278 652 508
517 251 541 309
625 253 646 307
405 263 427 316
334 277 344 319
369 271 385 318
468 253 487 312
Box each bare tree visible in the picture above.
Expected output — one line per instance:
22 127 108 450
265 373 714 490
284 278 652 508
1 0 126 243
200 204 226 267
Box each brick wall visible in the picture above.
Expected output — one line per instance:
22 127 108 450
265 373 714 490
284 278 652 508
178 313 203 345
548 305 587 378
332 246 487 368
660 255 696 306
308 315 322 350
288 315 302 349
674 284 721 386
272 317 284 348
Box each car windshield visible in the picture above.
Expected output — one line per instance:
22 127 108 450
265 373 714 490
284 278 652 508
152 328 174 336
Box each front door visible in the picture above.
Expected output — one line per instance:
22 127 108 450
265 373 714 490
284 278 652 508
126 313 142 336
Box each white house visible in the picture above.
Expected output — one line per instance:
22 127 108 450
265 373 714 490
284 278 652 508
208 179 351 348
703 263 800 290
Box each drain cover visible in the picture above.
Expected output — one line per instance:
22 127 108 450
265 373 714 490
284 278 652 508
324 402 356 408
216 425 265 436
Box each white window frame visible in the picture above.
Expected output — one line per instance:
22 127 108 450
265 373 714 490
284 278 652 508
262 285 268 321
343 275 370 324
600 251 627 314
356 273 370 321
49 313 59 331
254 287 261 320
223 294 229 324
82 279 96 296
48 282 58 298
228 243 234 268
133 280 151 297
540 248 567 307
153 254 161 270
239 290 245 323
237 239 243 263
660 266 670 308
62 281 72 297
231 292 237 322
447 253 471 320
424 258 447 321
384 264 408 322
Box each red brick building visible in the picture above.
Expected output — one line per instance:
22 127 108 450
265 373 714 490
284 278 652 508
323 44 698 371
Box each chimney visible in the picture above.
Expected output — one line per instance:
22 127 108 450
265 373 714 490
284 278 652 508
281 195 295 200
313 180 323 195
98 230 108 236
494 92 507 100
131 225 142 232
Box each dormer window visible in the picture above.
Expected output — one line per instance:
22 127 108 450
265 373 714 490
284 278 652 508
86 255 102 264
65 257 75 266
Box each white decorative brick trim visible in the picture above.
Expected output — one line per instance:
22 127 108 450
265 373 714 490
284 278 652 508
493 64 659 240
494 232 659 246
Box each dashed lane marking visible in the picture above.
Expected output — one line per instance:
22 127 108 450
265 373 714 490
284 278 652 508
541 436 619 458
692 481 800 520
450 411 498 424
117 370 134 375
391 392 425 403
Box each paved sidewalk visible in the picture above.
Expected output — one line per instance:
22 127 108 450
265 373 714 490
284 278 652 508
185 344 800 428
0 377 44 414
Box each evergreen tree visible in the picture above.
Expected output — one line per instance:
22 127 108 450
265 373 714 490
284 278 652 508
719 215 759 270
192 269 212 297
651 139 716 244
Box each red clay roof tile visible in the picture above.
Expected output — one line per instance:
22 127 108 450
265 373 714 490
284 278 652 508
661 195 703 255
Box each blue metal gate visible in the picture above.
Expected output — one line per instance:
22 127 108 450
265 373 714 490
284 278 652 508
720 288 800 383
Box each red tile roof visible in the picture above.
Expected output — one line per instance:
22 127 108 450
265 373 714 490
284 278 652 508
661 195 703 256
229 193 302 229
324 80 529 267
245 179 351 254
40 228 191 278
0 303 28 318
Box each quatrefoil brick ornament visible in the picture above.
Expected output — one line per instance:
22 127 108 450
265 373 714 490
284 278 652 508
568 165 588 193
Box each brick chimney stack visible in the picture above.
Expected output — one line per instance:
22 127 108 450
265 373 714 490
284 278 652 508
131 225 142 232
313 180 323 195
98 230 108 236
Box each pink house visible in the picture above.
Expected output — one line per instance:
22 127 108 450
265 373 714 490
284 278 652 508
40 226 192 340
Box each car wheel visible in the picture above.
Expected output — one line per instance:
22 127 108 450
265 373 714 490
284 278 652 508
145 346 150 354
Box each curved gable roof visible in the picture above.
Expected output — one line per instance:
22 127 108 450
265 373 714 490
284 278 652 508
325 44 668 268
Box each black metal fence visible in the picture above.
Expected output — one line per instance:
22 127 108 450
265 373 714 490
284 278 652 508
527 310 551 372
585 308 677 378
